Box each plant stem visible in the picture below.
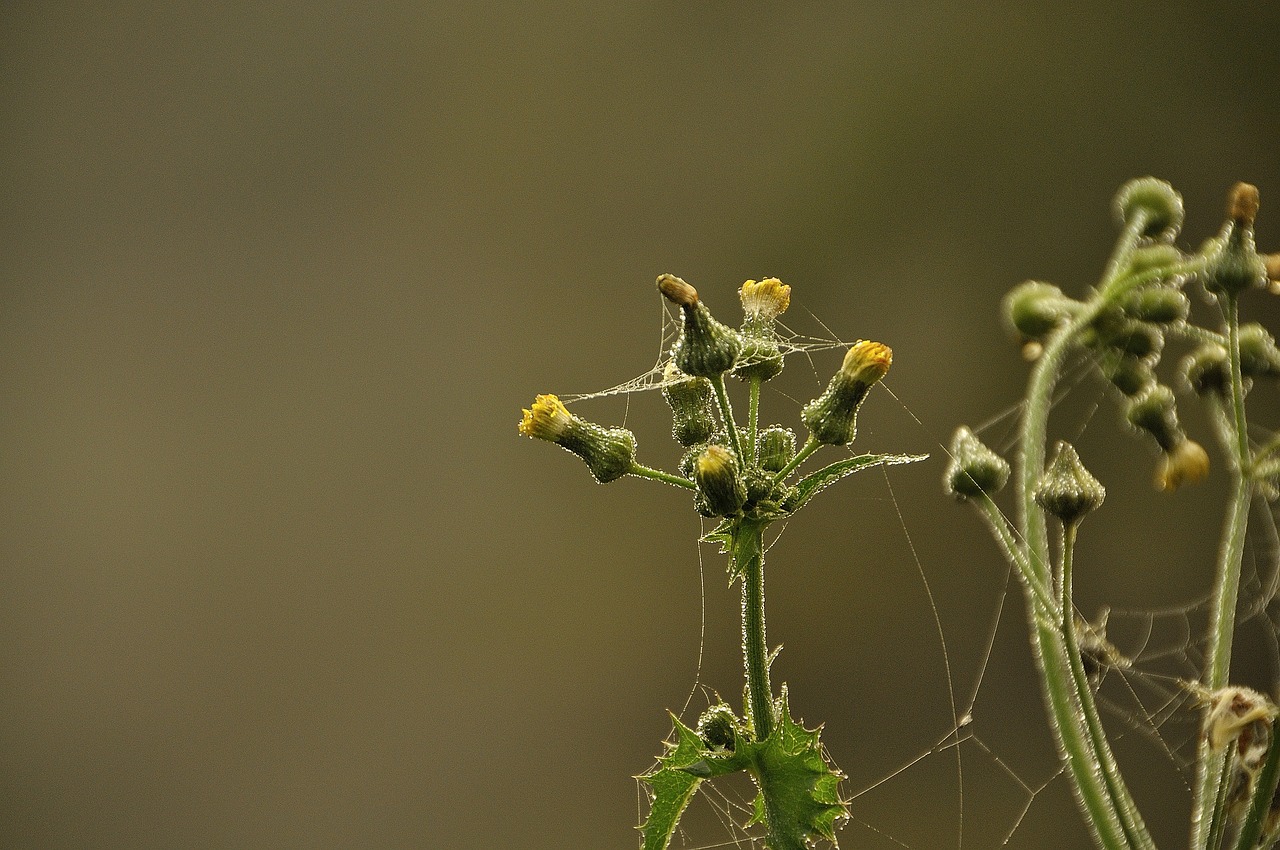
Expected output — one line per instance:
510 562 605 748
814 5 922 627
734 521 773 740
1061 523 1155 850
710 374 745 463
1191 294 1256 850
747 376 761 465
629 463 697 490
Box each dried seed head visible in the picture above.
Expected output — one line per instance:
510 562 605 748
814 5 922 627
1228 181 1261 226
801 341 891 446
518 393 637 483
1035 442 1105 525
656 273 699 307
1197 685 1276 752
944 426 1010 500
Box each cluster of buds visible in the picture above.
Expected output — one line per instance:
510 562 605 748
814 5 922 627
520 273 894 523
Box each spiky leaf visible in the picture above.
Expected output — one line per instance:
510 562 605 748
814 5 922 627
749 687 848 849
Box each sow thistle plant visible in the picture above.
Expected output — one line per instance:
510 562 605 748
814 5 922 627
520 274 923 849
947 179 1280 850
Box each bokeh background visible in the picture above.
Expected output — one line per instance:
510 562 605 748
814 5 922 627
4 3 1280 848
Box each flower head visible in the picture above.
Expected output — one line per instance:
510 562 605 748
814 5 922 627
739 278 791 322
518 393 636 483
801 341 892 446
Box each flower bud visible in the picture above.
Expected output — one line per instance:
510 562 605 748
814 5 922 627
1201 183 1268 297
519 394 637 483
1126 243 1185 275
1125 384 1183 452
658 274 742 377
1004 281 1078 340
733 279 790 382
1097 350 1155 397
1120 287 1190 325
1113 177 1184 240
801 341 891 446
693 444 747 517
696 704 739 750
661 363 717 446
1239 323 1280 379
733 334 784 382
1155 439 1210 492
1182 344 1230 396
944 426 1010 500
755 426 797 473
1035 442 1105 525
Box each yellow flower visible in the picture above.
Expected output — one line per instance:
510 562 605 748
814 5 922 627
1155 439 1210 492
739 278 791 321
518 394 573 442
841 340 892 384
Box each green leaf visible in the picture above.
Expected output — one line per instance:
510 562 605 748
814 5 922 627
638 713 751 850
785 452 927 513
749 686 848 849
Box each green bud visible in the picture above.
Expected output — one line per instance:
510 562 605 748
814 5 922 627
1004 281 1078 339
658 274 742 378
661 363 717 446
1120 287 1190 325
1097 349 1155 397
1113 177 1184 240
1182 344 1230 396
519 394 637 483
693 444 747 517
1035 442 1105 525
755 426 797 473
1125 384 1183 452
802 341 892 446
1239 323 1280 379
1126 243 1186 275
733 333 784 382
944 426 1010 500
1201 183 1268 297
696 704 739 750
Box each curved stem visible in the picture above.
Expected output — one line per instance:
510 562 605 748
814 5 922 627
772 436 820 484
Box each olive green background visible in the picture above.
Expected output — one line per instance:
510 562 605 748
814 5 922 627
4 3 1280 848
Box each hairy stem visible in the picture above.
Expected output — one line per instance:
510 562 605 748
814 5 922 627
710 374 745 463
1061 523 1155 850
747 376 761 465
1191 295 1256 850
630 463 697 490
735 521 774 740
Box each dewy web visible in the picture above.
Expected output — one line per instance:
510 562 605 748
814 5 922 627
555 291 1280 850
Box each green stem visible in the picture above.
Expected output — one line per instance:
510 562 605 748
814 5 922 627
734 521 773 740
629 463 696 490
1191 294 1256 850
772 436 820 484
710 374 745 464
976 495 1058 616
1061 522 1155 850
747 376 762 465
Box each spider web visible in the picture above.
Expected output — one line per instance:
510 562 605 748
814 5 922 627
559 292 1280 849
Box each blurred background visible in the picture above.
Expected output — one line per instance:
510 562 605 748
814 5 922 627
4 3 1280 848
